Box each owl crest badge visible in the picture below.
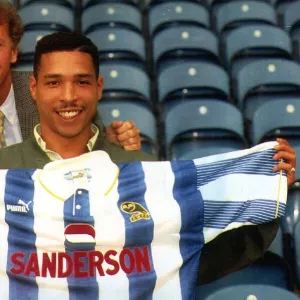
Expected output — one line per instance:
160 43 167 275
121 202 151 223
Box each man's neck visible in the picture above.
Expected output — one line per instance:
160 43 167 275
0 72 12 106
40 127 93 159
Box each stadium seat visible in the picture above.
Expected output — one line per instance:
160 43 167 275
152 25 219 73
19 0 75 9
148 1 209 36
197 228 292 300
207 0 272 12
252 99 300 144
100 62 151 105
164 100 246 159
158 61 229 107
280 1 300 40
18 30 55 63
201 284 299 300
235 59 300 121
87 28 146 67
82 3 142 34
83 0 138 9
18 3 74 32
98 101 157 154
282 187 300 235
223 25 292 76
214 1 277 36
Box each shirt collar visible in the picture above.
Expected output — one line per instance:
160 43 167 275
34 124 100 160
1 85 17 125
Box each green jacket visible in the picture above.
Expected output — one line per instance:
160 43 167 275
0 136 157 169
0 136 279 285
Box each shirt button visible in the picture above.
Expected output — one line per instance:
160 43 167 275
76 204 81 210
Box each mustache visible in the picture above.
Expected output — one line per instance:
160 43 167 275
54 101 87 110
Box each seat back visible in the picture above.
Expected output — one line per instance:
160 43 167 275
215 1 277 35
158 61 229 104
236 59 300 120
203 284 299 300
87 28 146 65
153 25 219 72
148 1 209 36
18 3 74 31
165 100 245 158
252 98 300 144
82 3 142 34
98 101 157 153
101 63 151 105
224 25 292 74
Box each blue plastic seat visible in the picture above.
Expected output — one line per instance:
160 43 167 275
280 1 300 40
19 0 75 9
100 62 151 105
18 3 74 31
281 187 300 235
214 1 277 36
153 25 219 73
197 227 291 299
98 101 157 154
158 61 229 107
164 100 246 159
148 1 209 36
18 30 55 62
252 99 300 144
207 0 272 11
82 3 142 34
201 284 299 300
223 24 292 76
235 59 300 121
83 0 138 8
87 28 146 67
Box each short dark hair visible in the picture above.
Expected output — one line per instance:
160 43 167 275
0 0 24 48
33 32 99 78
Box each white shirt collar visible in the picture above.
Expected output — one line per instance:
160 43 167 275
34 151 119 200
1 85 17 125
34 124 100 161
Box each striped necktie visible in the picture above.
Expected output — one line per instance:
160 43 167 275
0 111 6 148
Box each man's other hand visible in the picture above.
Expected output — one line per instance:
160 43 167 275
106 121 142 151
273 138 296 186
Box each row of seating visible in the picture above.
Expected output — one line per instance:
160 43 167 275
18 22 299 67
12 0 300 36
15 59 300 123
99 98 300 171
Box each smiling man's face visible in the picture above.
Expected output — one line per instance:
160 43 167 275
30 50 103 140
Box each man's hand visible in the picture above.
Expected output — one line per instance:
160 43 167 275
273 138 296 186
105 121 142 151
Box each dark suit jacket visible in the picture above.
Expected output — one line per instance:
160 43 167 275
10 72 279 286
11 71 106 141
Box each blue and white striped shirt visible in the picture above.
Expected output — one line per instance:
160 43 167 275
0 142 287 300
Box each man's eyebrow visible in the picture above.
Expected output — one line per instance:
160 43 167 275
44 74 62 79
43 74 94 79
75 74 94 78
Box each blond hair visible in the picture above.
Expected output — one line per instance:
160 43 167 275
0 0 24 48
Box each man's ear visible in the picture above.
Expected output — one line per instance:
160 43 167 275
10 47 18 64
29 75 37 102
97 75 104 102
